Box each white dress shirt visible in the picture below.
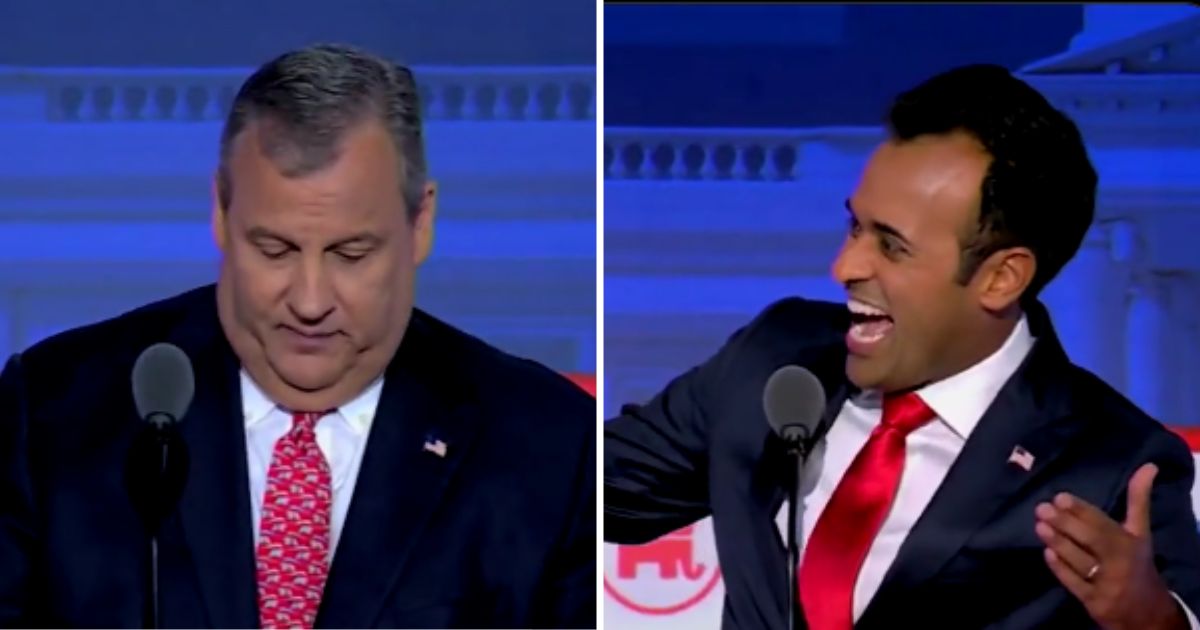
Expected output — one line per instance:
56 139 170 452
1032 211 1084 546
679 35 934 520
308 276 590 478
241 370 383 560
792 315 1198 627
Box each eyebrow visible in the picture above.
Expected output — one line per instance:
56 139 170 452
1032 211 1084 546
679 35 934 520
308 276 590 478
844 199 914 250
244 227 381 249
246 226 294 246
328 233 383 249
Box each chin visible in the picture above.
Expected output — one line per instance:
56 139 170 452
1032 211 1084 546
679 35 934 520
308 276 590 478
844 356 881 390
284 372 341 393
266 353 342 390
846 355 914 393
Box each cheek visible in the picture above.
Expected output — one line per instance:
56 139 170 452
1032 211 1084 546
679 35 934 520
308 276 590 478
896 280 965 345
228 247 288 308
879 271 940 336
332 255 415 323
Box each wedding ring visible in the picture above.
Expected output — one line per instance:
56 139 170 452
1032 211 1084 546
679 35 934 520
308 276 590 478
1086 563 1101 581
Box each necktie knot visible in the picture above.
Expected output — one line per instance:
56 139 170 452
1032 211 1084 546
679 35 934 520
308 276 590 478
290 411 326 435
881 392 935 436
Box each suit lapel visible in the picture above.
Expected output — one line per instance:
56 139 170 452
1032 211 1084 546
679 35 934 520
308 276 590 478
170 293 260 628
317 314 482 628
857 304 1082 627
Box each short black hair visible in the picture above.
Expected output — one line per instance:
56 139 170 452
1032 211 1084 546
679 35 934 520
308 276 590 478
217 43 427 218
886 63 1098 303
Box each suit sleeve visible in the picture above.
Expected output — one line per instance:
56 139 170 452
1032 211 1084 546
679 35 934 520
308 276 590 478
0 354 36 625
1140 430 1200 620
603 301 791 545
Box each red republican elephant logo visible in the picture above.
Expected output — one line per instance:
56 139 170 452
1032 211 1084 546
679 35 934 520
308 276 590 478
604 520 723 615
616 525 706 581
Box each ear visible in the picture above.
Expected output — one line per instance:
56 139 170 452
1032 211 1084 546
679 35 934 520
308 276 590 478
412 181 438 265
976 247 1036 312
211 173 228 252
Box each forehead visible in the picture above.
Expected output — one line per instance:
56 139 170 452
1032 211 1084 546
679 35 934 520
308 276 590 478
226 119 405 218
850 132 991 238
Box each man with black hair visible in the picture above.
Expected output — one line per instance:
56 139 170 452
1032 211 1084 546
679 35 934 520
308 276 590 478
605 64 1200 630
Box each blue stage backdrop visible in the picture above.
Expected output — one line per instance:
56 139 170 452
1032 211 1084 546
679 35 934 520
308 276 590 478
0 0 596 376
604 3 1200 426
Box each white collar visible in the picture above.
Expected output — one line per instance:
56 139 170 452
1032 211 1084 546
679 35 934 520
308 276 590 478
917 314 1035 439
240 369 383 436
856 314 1036 440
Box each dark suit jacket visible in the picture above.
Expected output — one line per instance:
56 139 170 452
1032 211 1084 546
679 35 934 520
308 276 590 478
605 297 1200 630
0 284 596 629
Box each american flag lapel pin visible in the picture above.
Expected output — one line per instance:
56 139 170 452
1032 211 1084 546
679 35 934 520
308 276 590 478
423 433 448 458
1007 445 1035 471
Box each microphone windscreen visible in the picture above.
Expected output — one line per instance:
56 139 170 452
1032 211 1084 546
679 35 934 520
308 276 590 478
763 365 826 439
132 343 195 427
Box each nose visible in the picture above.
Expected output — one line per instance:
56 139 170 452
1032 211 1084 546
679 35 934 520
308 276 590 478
288 255 335 323
831 234 872 288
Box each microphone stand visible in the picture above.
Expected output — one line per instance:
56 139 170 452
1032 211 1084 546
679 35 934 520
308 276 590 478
135 416 185 630
781 427 812 630
148 429 169 630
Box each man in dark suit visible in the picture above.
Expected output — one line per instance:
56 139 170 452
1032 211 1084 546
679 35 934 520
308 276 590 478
0 44 595 629
604 64 1200 630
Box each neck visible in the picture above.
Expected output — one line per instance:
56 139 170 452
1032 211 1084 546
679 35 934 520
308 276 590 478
939 308 1022 384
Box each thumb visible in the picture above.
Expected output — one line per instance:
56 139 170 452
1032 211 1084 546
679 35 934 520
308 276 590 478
1124 463 1158 537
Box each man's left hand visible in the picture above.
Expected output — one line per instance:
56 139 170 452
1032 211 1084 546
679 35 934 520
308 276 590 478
1035 463 1188 630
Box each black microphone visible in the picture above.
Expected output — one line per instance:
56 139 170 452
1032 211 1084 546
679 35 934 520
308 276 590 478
763 365 826 630
127 343 194 630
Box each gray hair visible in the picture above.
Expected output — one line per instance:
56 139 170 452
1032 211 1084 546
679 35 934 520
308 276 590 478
216 43 427 218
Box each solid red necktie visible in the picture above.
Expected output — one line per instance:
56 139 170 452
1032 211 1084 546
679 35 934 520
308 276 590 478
256 411 332 630
798 392 936 630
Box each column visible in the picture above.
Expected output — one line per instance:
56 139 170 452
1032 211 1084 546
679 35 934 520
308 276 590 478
1125 274 1171 421
1042 225 1125 388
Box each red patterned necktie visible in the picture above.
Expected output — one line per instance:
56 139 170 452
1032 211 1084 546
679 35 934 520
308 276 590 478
256 411 332 629
798 392 936 630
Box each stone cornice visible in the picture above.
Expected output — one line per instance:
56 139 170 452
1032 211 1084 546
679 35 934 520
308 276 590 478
1017 73 1200 146
1018 73 1200 108
0 65 595 123
1021 14 1200 74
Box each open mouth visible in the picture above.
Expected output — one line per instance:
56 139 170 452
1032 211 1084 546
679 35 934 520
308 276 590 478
847 298 894 345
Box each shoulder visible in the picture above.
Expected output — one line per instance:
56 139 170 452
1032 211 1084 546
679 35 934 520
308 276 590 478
408 308 594 440
15 285 216 392
730 296 848 352
697 296 849 381
744 296 848 337
403 309 594 508
1064 366 1192 469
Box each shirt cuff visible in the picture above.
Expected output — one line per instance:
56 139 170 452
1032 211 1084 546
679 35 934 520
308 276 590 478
1170 591 1199 630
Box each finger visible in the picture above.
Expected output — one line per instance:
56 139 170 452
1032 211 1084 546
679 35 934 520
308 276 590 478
1037 500 1121 558
1044 547 1095 603
1036 520 1100 580
1124 463 1158 537
1051 492 1115 529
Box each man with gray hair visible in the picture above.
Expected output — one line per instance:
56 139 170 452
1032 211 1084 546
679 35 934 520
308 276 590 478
0 43 596 629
